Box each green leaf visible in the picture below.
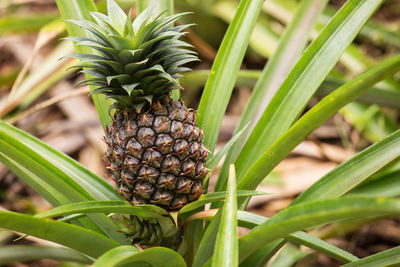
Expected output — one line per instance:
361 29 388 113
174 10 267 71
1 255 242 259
348 169 400 198
269 243 311 267
0 121 119 201
191 210 358 263
0 245 92 265
291 129 400 206
93 246 185 267
192 211 222 267
238 197 400 262
342 246 400 267
0 211 120 258
181 70 400 110
215 0 327 192
237 54 400 193
36 201 168 219
197 0 264 152
207 123 249 171
56 0 112 129
122 83 140 95
0 14 58 36
107 0 127 34
0 152 68 207
0 121 128 244
235 0 384 183
212 165 238 267
239 240 285 267
179 190 267 218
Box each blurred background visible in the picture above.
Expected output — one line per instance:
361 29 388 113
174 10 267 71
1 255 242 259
0 0 400 266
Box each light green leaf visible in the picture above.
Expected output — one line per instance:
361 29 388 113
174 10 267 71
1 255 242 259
269 243 311 267
239 240 285 267
348 169 400 198
0 121 127 243
0 152 68 207
238 54 400 193
215 0 327 192
235 0 384 184
35 201 168 219
0 121 119 201
291 128 400 205
238 197 400 262
56 0 112 129
342 246 400 267
107 0 127 34
0 211 120 258
212 165 238 267
207 123 249 171
197 0 264 152
0 245 92 265
179 190 267 217
190 210 358 263
192 211 222 267
93 246 185 267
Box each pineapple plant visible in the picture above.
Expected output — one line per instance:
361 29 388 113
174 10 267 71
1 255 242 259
68 1 208 212
1 0 400 266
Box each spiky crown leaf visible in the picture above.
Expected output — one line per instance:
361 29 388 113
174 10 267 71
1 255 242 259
67 0 198 110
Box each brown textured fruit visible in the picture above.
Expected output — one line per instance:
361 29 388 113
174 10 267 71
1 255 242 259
104 98 208 211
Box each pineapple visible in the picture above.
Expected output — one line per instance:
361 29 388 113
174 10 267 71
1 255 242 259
68 0 208 211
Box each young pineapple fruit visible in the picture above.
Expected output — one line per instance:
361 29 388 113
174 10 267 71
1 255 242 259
69 0 208 211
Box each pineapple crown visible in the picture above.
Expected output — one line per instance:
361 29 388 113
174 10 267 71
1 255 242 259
67 0 198 110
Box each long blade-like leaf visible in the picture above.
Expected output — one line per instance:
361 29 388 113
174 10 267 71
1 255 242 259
342 246 400 267
348 169 400 198
0 121 127 243
291 129 400 206
212 165 238 267
197 0 264 152
206 124 249 171
93 246 185 267
188 209 358 263
238 197 400 262
192 210 222 267
179 190 267 217
235 0 384 182
56 0 112 129
216 0 327 192
0 211 120 258
0 152 68 207
0 245 92 265
35 201 168 219
0 121 119 201
237 54 400 192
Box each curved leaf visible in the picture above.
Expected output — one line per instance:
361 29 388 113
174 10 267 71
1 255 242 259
190 209 358 263
197 0 264 152
0 121 128 243
291 128 400 206
192 210 222 267
342 245 400 267
56 0 112 129
0 245 92 265
212 165 238 267
0 211 120 258
216 0 328 192
235 0 384 183
179 190 267 217
206 123 249 171
93 245 185 267
0 121 119 201
238 197 400 262
36 201 168 219
237 54 400 193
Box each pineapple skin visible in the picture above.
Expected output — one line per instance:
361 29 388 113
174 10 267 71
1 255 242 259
104 98 208 211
